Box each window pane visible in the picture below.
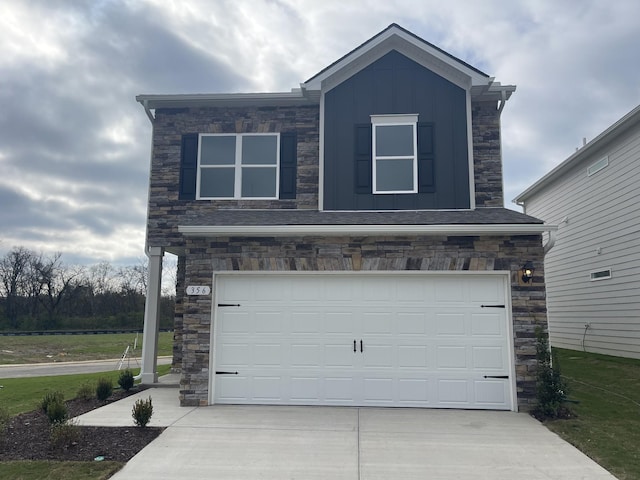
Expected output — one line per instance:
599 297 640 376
376 159 414 191
200 168 234 197
242 167 277 197
376 125 414 156
201 136 235 165
242 135 278 165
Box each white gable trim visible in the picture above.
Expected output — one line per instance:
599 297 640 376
302 25 488 93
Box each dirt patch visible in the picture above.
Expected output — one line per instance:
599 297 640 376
0 388 163 462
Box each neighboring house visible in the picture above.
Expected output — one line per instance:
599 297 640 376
136 24 553 412
514 105 640 360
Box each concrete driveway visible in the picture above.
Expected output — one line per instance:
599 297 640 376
76 388 616 480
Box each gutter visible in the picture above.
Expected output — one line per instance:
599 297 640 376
178 223 557 237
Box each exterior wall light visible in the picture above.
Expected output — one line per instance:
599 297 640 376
521 261 535 283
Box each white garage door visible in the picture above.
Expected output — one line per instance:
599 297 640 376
212 273 514 410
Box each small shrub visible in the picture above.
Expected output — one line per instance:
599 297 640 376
50 419 80 449
96 377 113 401
132 396 153 427
534 326 569 419
118 369 135 391
41 390 64 413
45 400 68 424
77 382 94 401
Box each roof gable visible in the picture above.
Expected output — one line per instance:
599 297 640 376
301 24 499 95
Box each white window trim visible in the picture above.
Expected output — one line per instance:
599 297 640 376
587 156 609 176
197 133 280 200
590 268 612 281
371 114 418 194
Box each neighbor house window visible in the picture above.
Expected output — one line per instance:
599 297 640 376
590 268 612 281
371 114 418 194
197 133 279 199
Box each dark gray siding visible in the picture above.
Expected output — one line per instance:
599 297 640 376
324 50 470 210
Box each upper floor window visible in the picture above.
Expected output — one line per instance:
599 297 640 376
371 115 418 194
197 133 280 199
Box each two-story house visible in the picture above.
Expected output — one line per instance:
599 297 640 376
515 104 640 360
136 24 553 412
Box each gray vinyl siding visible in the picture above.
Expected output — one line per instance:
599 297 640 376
323 50 470 210
524 128 640 359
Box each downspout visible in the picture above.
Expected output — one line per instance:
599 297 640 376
543 229 556 254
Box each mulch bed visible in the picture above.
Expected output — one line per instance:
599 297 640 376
0 388 164 462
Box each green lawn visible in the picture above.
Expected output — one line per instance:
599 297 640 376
0 366 172 480
0 461 122 480
545 348 640 480
0 332 173 364
0 365 172 416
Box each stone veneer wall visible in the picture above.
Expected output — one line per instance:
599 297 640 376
148 104 320 249
473 102 504 207
178 234 547 411
171 255 186 373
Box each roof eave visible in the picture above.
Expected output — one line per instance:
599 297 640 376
514 104 640 204
178 223 556 237
135 91 320 110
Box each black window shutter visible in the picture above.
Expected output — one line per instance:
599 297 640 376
354 124 372 193
279 132 297 199
179 133 198 200
417 122 435 192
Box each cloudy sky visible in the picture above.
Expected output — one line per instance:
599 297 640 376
1 0 639 266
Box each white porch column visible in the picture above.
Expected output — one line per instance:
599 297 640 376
140 246 163 384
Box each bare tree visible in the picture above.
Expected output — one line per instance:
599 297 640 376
34 253 85 329
0 247 35 328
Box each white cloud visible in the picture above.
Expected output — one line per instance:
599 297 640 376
1 0 639 264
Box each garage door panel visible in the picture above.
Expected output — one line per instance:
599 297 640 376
291 312 322 334
471 313 504 336
324 312 355 334
435 313 466 335
398 378 430 403
290 343 322 366
363 378 394 403
324 377 356 401
361 312 393 335
437 379 469 404
398 345 429 368
397 313 427 334
219 312 251 333
436 346 468 369
253 344 283 366
213 274 513 410
472 346 506 370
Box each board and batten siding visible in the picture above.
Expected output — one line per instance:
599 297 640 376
523 128 640 359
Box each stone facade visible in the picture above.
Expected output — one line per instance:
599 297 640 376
473 102 504 207
177 234 546 411
147 105 320 250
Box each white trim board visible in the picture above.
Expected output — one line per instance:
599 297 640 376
179 223 556 237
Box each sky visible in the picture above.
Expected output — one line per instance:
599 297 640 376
1 0 639 266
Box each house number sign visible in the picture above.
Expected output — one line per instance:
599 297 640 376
186 285 211 296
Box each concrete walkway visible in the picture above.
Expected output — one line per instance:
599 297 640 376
76 386 617 480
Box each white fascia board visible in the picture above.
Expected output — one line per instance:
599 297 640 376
303 29 484 92
178 223 556 237
135 91 318 109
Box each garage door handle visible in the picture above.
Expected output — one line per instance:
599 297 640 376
218 303 241 307
216 371 238 375
360 340 363 353
481 304 505 308
353 340 357 352
483 375 509 379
